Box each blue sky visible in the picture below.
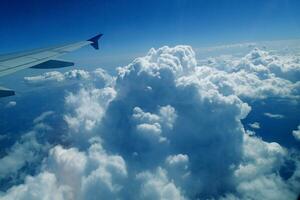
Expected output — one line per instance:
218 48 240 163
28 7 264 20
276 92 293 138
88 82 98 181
0 0 300 67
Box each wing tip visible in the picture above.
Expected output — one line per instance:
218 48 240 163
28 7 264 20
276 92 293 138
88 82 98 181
87 34 103 50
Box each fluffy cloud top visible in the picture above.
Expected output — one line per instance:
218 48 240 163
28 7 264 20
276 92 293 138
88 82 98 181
201 48 300 99
223 133 299 200
100 45 252 198
64 86 116 133
2 139 127 200
132 105 177 143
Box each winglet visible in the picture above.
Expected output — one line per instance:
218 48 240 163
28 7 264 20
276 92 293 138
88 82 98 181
87 34 103 50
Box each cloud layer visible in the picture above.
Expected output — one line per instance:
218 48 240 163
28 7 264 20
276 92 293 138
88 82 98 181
1 45 300 200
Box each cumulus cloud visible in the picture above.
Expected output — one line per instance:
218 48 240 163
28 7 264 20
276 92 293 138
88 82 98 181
99 45 252 198
97 45 300 199
47 140 127 199
136 167 186 200
2 45 300 200
132 105 177 143
222 133 299 200
166 154 189 167
0 172 72 200
1 138 127 200
0 131 43 180
201 48 300 99
264 112 285 119
62 68 116 134
64 86 116 133
0 111 53 183
103 45 300 199
93 68 115 87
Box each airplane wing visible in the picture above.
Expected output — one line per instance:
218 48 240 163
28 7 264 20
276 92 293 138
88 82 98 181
0 34 103 98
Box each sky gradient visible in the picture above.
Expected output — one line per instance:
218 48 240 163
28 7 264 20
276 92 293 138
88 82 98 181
0 0 300 67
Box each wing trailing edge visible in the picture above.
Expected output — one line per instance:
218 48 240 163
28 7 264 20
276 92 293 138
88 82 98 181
30 60 74 69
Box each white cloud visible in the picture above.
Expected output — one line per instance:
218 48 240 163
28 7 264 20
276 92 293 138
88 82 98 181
100 45 299 199
132 105 177 143
222 133 299 200
1 172 73 200
165 154 190 184
1 138 127 200
61 68 115 135
0 131 43 180
201 48 300 99
292 125 300 141
235 134 287 180
192 65 296 100
80 141 127 199
33 111 54 124
99 45 253 198
0 111 53 181
24 69 90 85
264 112 285 119
64 86 116 133
2 45 300 200
136 167 186 200
93 68 115 87
45 145 87 197
166 154 189 167
23 68 114 88
249 122 260 129
64 69 90 80
5 101 16 108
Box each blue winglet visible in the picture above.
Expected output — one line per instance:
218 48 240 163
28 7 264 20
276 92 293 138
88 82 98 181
87 34 103 50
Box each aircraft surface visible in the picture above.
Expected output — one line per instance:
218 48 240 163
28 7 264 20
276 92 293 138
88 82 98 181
0 34 103 97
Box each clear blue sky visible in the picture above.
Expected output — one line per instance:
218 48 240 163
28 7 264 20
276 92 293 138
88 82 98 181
0 0 299 67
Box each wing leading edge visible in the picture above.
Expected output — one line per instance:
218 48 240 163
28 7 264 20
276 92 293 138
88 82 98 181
0 34 103 97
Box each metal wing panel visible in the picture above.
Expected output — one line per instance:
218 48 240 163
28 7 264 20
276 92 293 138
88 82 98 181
0 57 38 67
0 60 48 77
0 41 92 77
54 41 91 52
26 51 59 59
